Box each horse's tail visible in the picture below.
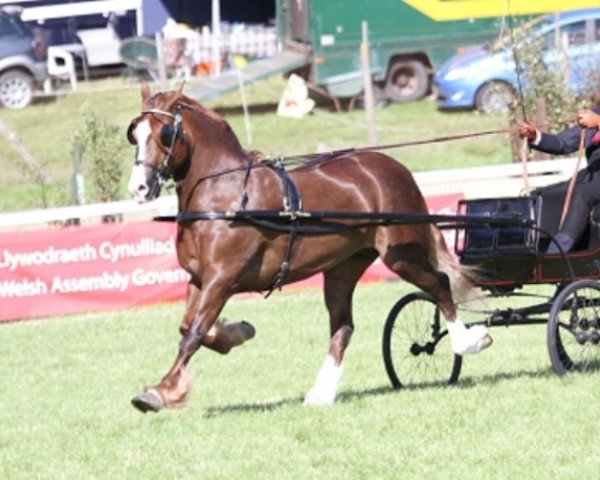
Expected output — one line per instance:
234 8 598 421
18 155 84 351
428 224 476 303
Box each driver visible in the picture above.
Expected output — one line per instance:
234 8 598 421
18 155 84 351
519 108 600 253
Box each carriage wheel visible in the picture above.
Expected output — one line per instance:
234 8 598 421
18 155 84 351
382 291 462 389
548 280 600 376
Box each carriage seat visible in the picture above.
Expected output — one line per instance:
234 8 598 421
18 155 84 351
457 197 539 259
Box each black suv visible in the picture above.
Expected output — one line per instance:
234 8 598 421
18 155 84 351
0 7 47 109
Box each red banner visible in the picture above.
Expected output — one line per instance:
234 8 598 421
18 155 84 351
0 221 187 322
0 192 462 322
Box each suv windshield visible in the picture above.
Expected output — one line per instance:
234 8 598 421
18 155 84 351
0 13 28 38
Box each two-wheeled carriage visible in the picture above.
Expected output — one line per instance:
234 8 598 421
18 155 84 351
126 85 598 413
382 194 600 389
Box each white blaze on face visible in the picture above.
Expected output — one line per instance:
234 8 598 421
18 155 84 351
128 119 153 202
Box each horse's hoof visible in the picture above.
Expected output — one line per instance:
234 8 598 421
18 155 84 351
450 324 493 356
240 320 256 340
131 390 164 413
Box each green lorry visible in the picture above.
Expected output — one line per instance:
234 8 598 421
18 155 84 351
276 0 591 102
186 0 594 104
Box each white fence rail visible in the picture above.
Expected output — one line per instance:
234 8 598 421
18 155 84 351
0 157 578 231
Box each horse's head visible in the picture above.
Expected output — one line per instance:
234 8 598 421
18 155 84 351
126 83 189 202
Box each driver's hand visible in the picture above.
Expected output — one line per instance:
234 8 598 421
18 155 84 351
577 109 600 129
518 121 538 142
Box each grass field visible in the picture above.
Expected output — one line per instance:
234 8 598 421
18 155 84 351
0 76 513 212
1 76 595 479
0 281 598 480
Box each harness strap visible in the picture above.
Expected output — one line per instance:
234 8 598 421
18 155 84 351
171 210 533 230
240 154 253 210
263 159 302 212
262 160 303 297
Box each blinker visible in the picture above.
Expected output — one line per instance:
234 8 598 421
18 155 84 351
160 124 176 147
126 121 137 145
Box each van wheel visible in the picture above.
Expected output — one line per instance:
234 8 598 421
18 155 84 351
384 60 429 103
0 70 34 109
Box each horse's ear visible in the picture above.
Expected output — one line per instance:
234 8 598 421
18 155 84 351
141 80 151 103
177 81 186 94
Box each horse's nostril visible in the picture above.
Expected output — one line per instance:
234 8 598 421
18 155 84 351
137 184 148 192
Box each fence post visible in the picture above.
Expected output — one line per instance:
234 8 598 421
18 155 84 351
211 0 222 77
155 31 168 89
361 21 377 146
71 145 85 206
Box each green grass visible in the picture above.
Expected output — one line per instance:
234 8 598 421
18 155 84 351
0 76 512 212
0 281 597 479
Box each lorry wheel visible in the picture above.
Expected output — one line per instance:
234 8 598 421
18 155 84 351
0 70 34 109
384 60 429 103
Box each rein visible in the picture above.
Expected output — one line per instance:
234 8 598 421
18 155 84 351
134 104 538 297
275 128 512 167
168 127 516 192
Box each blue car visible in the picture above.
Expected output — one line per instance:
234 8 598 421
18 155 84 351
434 8 600 113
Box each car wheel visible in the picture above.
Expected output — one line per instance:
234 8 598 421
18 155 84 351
384 60 429 103
475 81 515 114
0 70 34 109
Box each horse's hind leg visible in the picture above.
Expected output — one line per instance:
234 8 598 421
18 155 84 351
381 239 491 356
304 250 378 406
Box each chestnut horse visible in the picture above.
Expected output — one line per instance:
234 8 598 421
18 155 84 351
127 84 492 413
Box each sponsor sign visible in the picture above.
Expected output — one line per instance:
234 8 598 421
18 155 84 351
0 221 188 322
0 192 462 322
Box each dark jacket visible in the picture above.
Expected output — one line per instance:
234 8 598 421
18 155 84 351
533 108 600 166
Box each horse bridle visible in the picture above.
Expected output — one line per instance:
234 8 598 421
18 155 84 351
128 106 184 188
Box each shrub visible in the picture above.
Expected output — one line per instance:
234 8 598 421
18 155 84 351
73 111 124 203
515 26 595 132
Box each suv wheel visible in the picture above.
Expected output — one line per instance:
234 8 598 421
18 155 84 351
0 70 34 109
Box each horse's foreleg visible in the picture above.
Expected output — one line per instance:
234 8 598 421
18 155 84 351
179 280 255 354
304 251 376 406
131 281 231 413
203 321 256 354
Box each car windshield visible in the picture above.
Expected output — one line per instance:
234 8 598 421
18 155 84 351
0 13 28 38
488 14 552 53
